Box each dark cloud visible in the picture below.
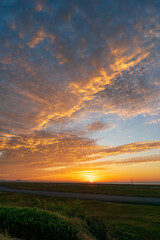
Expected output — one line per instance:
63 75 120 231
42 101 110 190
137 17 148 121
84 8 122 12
87 121 113 132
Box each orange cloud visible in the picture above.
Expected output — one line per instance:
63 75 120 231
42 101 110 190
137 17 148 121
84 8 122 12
1 132 160 162
0 129 160 180
28 29 46 48
149 119 160 124
35 3 43 12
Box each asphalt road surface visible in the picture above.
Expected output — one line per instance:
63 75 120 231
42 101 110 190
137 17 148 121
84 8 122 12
0 186 160 206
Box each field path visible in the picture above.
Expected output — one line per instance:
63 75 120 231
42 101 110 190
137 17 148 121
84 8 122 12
0 186 160 205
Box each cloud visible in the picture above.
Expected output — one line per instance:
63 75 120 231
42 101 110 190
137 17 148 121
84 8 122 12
0 0 160 180
95 141 160 158
35 2 43 12
82 154 160 166
28 29 46 48
0 0 160 136
0 130 160 168
41 154 160 175
116 154 160 165
87 121 114 132
148 118 160 124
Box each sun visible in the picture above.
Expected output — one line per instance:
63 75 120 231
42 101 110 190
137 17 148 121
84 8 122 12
83 174 95 183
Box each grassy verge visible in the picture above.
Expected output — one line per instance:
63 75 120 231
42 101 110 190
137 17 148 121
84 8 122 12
0 192 160 240
0 182 160 197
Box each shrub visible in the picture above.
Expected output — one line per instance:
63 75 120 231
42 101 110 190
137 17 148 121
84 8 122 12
0 206 77 240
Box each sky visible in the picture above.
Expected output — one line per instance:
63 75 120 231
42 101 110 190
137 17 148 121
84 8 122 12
0 0 160 182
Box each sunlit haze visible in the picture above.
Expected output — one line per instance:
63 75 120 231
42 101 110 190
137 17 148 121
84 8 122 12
0 0 160 183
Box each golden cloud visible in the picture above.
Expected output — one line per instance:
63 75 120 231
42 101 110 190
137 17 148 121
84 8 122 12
1 131 160 167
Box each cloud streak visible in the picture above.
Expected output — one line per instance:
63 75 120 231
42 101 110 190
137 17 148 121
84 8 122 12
0 130 160 168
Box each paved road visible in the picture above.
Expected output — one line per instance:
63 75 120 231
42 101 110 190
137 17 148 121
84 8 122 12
0 186 160 206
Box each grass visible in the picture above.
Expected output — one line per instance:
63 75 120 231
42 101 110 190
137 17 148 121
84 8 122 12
0 182 160 197
0 191 160 240
85 200 160 240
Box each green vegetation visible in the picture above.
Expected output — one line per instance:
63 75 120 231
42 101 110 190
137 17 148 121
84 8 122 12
1 182 160 197
0 191 160 240
0 206 77 240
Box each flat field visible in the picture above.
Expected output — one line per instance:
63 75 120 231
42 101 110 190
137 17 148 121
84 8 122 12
0 182 160 240
0 182 160 197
